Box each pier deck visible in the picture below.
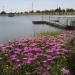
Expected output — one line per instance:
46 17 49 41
32 20 75 30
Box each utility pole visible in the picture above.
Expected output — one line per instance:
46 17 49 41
32 2 34 13
2 5 5 11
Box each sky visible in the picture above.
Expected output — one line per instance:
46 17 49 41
0 0 75 12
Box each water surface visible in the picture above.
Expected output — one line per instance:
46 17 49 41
0 15 75 43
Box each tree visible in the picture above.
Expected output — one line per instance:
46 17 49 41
0 11 6 15
66 8 75 12
36 10 41 13
55 7 62 12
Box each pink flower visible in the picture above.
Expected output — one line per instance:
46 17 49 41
47 50 53 53
12 57 17 61
47 55 53 61
26 60 31 64
53 55 60 60
61 68 70 75
16 59 20 62
13 64 21 70
0 57 2 60
30 43 36 47
11 55 17 61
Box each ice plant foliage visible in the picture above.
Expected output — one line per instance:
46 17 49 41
0 30 75 75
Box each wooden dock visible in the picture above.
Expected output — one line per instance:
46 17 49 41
32 21 75 30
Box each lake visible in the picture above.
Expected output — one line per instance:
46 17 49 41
0 15 75 43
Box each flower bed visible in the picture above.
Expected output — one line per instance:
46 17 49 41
0 30 75 75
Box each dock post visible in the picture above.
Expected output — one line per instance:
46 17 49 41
66 18 69 26
42 12 44 21
70 18 72 26
49 16 50 22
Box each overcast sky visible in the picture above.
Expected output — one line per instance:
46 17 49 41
0 0 75 12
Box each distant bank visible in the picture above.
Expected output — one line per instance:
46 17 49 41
0 12 75 16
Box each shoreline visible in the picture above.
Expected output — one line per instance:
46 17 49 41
1 13 75 16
